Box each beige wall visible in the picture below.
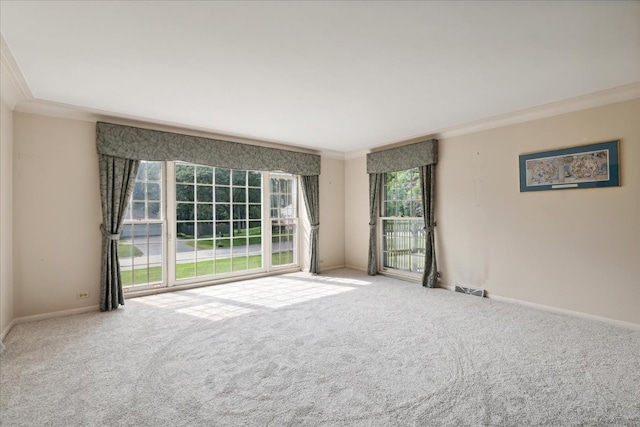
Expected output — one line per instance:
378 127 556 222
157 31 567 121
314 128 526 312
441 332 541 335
344 156 368 270
318 157 345 270
13 114 102 317
299 156 345 272
12 113 346 317
1 99 14 336
345 99 640 325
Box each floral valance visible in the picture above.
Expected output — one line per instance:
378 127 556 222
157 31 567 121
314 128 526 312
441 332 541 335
96 122 321 176
366 139 438 174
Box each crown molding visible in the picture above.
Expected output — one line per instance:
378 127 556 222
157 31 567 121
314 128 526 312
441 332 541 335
436 82 640 139
0 32 32 108
343 82 640 159
320 149 346 160
344 149 369 160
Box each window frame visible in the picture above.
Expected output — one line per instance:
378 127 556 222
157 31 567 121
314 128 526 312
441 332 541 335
268 172 299 271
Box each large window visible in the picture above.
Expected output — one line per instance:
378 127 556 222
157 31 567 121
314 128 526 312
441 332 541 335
380 168 425 274
118 161 299 290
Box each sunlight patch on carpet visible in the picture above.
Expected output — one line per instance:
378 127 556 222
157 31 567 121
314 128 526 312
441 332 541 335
176 302 254 321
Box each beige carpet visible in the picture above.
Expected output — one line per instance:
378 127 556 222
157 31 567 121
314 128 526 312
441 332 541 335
1 269 639 426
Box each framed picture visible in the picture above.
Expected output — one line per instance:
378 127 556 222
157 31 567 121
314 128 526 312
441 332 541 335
519 140 620 192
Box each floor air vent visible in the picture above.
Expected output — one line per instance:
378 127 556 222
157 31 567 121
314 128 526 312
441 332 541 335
454 285 485 297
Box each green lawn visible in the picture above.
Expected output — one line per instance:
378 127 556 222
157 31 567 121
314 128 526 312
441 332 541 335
184 227 262 249
121 251 294 286
118 244 143 257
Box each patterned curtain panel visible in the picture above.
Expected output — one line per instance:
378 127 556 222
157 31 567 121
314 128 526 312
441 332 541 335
300 175 320 274
367 173 384 276
98 155 141 311
420 164 437 288
97 122 320 176
366 139 437 173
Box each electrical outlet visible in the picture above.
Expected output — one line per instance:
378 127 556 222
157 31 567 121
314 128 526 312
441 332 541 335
76 292 89 299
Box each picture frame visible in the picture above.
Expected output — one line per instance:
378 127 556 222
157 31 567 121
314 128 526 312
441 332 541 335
519 140 620 192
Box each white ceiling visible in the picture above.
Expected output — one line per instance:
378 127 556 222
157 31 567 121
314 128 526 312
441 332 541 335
1 1 639 154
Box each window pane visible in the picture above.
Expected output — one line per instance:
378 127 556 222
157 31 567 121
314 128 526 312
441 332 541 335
196 167 213 184
147 162 161 181
232 170 246 186
272 220 296 266
132 202 146 220
147 202 161 219
149 223 162 236
197 204 213 220
197 185 213 202
233 188 246 203
147 183 161 201
176 184 194 202
248 171 261 187
197 222 214 238
215 187 230 203
177 241 195 260
249 205 261 219
197 260 214 276
133 182 145 200
196 239 214 257
121 224 133 241
233 204 246 220
216 221 230 238
216 204 230 221
137 162 147 180
215 168 230 185
177 222 195 239
176 203 194 221
248 188 261 203
177 263 196 280
175 164 194 183
234 238 248 249
384 168 422 219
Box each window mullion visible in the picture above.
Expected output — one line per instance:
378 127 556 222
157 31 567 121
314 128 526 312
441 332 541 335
264 172 272 272
166 161 177 286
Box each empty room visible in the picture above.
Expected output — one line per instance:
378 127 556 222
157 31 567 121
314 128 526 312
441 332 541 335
1 1 639 426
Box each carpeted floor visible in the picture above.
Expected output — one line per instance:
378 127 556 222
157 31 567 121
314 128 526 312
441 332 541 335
1 269 639 426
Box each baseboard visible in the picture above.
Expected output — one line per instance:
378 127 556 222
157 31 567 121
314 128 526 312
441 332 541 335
1 319 16 342
13 305 100 326
488 294 640 331
344 264 367 272
439 284 640 331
